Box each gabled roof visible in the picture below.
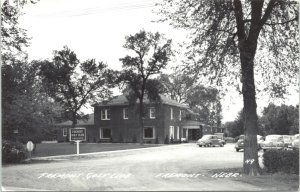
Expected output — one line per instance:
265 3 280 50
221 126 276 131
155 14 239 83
55 114 94 126
94 94 189 108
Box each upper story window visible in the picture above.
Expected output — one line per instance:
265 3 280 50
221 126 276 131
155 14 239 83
170 108 173 120
123 108 128 119
101 109 111 120
149 107 156 119
179 110 182 121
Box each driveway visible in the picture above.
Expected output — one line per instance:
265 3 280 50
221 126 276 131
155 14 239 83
1 143 296 191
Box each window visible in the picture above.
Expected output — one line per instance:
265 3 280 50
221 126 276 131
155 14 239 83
144 127 155 139
170 126 174 139
63 128 68 136
149 107 156 119
100 128 111 139
176 126 180 139
170 108 173 120
123 108 128 119
179 110 182 121
101 109 111 120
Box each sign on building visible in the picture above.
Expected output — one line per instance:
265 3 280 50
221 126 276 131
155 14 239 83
70 128 86 141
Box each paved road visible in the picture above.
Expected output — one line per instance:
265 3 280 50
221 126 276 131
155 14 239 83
1 143 269 191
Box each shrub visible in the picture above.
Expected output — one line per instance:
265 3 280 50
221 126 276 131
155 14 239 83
2 140 27 164
164 135 169 144
263 149 299 174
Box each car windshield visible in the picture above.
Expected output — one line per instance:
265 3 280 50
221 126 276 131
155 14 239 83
265 135 282 141
239 135 245 140
201 135 212 139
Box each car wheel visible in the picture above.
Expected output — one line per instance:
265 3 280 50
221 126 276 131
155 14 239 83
208 143 212 147
236 148 239 152
220 144 224 147
263 149 266 152
199 145 202 147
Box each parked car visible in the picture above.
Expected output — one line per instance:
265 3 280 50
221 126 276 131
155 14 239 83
291 134 299 150
235 135 263 152
196 135 224 147
2 140 27 163
261 135 284 152
282 135 293 149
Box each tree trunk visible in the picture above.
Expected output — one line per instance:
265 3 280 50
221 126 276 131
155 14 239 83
240 45 260 176
72 112 77 128
139 97 144 145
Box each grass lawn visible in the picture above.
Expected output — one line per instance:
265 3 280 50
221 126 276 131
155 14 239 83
32 143 163 157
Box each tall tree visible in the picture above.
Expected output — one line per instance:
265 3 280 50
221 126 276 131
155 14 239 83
39 46 115 127
158 0 298 175
119 30 172 144
159 73 222 126
2 61 63 142
158 73 194 103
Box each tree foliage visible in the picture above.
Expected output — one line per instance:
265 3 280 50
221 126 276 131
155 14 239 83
260 104 299 135
2 61 63 142
1 0 37 64
157 0 298 175
159 73 222 126
119 30 173 144
39 46 115 127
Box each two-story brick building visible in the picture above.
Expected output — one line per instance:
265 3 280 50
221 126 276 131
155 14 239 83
93 94 213 144
54 94 225 143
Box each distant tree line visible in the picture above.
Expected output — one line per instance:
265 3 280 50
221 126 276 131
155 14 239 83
224 104 299 138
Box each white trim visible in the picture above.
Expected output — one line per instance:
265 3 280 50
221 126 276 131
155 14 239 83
169 126 174 139
176 126 180 140
149 107 156 119
99 128 111 139
63 128 68 136
101 109 111 120
143 126 155 139
123 108 128 119
170 108 173 120
179 110 182 121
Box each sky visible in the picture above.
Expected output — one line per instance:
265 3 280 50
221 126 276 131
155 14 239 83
18 0 299 123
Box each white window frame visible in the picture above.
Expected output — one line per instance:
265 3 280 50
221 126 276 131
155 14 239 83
179 110 182 121
123 108 128 119
101 109 111 120
63 128 68 136
143 127 155 139
149 107 156 119
99 128 111 139
176 126 180 139
170 108 173 120
170 126 174 139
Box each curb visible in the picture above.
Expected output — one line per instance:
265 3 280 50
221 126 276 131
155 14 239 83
32 143 192 161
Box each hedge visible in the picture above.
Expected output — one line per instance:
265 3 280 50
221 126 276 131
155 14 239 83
263 149 299 174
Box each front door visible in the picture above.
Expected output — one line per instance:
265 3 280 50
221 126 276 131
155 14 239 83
188 129 201 140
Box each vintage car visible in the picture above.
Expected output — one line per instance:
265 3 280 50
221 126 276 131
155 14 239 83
261 135 284 151
282 135 293 149
291 134 299 150
235 135 264 152
196 135 224 147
